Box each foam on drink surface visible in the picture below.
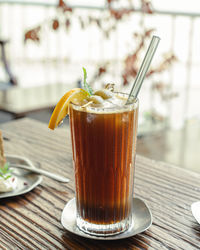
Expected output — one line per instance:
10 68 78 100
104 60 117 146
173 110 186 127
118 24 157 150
105 94 127 107
71 88 138 114
88 94 135 113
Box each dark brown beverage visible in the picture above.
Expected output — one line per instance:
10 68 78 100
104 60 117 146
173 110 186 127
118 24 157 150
69 93 138 235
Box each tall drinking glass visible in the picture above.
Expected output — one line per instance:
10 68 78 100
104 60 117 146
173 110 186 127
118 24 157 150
69 93 139 236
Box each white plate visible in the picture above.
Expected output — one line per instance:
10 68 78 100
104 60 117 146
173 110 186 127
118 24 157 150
0 155 42 199
61 197 152 240
191 201 200 224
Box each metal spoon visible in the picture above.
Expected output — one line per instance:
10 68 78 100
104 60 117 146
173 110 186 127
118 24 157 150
10 164 69 183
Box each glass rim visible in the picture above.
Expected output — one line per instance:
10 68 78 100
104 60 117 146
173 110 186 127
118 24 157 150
70 92 139 113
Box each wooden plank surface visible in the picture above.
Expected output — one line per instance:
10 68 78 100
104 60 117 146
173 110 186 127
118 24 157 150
0 118 200 249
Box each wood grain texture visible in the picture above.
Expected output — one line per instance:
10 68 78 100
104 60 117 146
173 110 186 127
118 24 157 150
0 118 200 249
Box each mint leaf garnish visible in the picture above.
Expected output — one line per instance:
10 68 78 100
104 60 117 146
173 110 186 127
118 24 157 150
0 163 12 180
82 67 93 96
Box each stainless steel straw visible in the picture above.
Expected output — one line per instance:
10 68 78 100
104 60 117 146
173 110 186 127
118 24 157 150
126 36 160 104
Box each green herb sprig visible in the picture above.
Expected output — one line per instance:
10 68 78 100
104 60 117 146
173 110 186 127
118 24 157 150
82 67 93 96
0 163 12 180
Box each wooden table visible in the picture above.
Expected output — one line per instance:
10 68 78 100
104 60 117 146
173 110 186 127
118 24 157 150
0 118 199 249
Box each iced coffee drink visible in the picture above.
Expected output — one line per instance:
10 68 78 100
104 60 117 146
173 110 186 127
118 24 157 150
69 90 138 236
48 69 139 236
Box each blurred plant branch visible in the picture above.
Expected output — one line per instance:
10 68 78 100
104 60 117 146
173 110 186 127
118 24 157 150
24 0 177 116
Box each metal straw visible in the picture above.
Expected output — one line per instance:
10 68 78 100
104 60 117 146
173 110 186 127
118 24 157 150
126 36 160 104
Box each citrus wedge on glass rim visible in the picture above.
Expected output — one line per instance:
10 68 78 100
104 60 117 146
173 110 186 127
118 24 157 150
48 88 89 130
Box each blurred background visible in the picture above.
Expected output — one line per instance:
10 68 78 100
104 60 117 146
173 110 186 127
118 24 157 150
0 0 200 173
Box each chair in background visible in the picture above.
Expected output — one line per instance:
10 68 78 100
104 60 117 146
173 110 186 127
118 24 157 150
0 39 17 90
